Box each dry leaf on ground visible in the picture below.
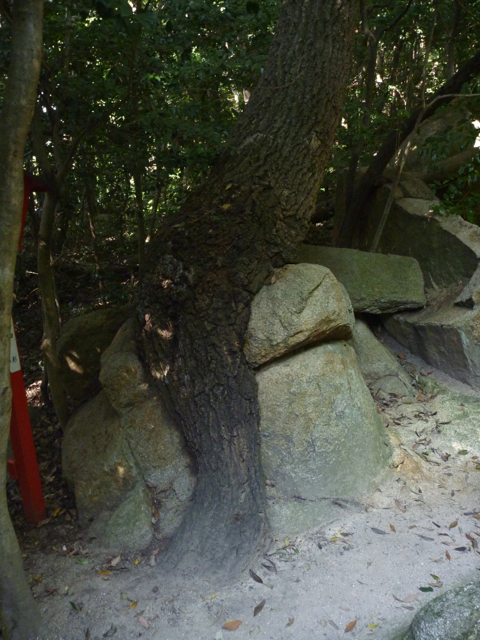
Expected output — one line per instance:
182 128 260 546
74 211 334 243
223 620 242 631
345 620 357 632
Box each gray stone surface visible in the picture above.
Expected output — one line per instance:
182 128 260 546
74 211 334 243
56 305 132 405
62 391 140 524
100 318 153 411
298 245 426 314
351 319 414 399
359 185 480 289
398 582 480 640
385 288 480 389
244 263 354 367
63 323 195 544
398 175 434 200
101 484 154 551
257 341 391 538
455 264 480 308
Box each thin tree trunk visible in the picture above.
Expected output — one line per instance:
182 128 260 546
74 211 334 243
140 0 359 578
0 0 43 637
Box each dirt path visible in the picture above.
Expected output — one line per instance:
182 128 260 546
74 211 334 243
18 342 480 640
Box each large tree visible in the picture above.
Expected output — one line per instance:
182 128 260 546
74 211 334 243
140 0 359 577
0 1 43 638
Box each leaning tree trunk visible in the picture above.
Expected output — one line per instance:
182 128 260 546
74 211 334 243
0 0 43 637
140 0 359 578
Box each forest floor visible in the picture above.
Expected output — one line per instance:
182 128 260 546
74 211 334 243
8 325 480 640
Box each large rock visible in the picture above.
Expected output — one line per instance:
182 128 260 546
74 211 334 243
298 245 426 313
384 288 480 389
257 341 391 538
359 185 480 289
351 319 414 399
244 263 354 367
397 582 480 640
57 305 132 404
62 391 140 524
63 320 195 548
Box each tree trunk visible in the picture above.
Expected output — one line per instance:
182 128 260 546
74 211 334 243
140 0 359 578
0 1 43 637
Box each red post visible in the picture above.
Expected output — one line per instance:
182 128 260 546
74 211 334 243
9 321 46 523
7 173 49 523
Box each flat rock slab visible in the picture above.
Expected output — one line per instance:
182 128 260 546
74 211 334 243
245 263 354 367
385 296 480 389
257 341 391 538
298 245 425 314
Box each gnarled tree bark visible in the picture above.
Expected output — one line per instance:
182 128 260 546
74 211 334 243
140 0 359 578
0 0 43 637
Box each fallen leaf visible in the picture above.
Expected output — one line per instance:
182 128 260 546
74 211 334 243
223 620 242 631
390 524 396 533
429 582 443 588
449 521 458 529
398 353 405 359
137 617 149 629
371 527 388 535
98 570 112 576
37 518 51 527
249 569 263 584
33 575 42 583
221 204 231 210
70 601 82 612
393 593 418 603
369 623 380 629
328 620 339 630
76 559 89 565
454 546 467 552
52 508 62 517
110 555 121 567
129 601 138 609
261 559 277 573
102 624 117 637
225 184 232 190
458 450 469 455
419 587 433 592
430 574 440 581
395 500 406 513
446 551 451 560
417 535 434 541
345 620 357 632
330 537 341 542
402 605 415 611
253 599 266 617
134 558 140 565
286 618 294 627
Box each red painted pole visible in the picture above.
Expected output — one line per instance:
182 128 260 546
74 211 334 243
9 321 46 523
7 173 49 523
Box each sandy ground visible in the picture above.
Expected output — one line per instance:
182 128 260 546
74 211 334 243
19 338 480 640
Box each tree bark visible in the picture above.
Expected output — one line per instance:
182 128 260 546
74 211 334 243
140 0 359 578
0 0 43 637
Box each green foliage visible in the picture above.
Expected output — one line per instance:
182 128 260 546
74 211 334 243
430 153 480 224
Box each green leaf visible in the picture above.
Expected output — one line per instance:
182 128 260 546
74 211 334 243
419 587 434 593
458 450 469 455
